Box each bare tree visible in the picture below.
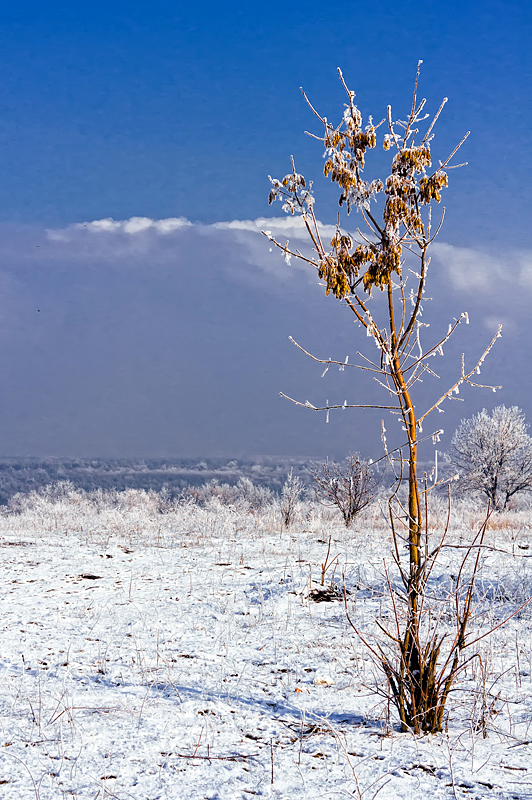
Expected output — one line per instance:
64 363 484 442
449 406 532 510
311 454 375 527
264 64 503 733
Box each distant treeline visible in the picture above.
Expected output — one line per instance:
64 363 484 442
0 457 317 505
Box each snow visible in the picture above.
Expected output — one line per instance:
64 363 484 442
0 490 532 799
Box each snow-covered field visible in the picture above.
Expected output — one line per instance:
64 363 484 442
1 487 532 799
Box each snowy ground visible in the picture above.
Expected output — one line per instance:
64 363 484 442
1 488 532 799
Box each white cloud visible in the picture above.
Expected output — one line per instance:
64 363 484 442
43 215 324 285
517 252 532 287
48 214 338 248
431 242 507 291
46 216 192 241
1 215 532 457
483 315 514 335
42 216 532 300
213 215 338 241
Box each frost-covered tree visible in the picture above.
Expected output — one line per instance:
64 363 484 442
264 63 503 733
449 406 532 510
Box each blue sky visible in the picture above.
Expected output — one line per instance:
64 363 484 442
0 0 530 458
0 0 529 241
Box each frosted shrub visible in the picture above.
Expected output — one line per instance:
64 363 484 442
280 469 303 528
232 477 274 511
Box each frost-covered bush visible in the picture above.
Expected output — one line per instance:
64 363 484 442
280 469 303 528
